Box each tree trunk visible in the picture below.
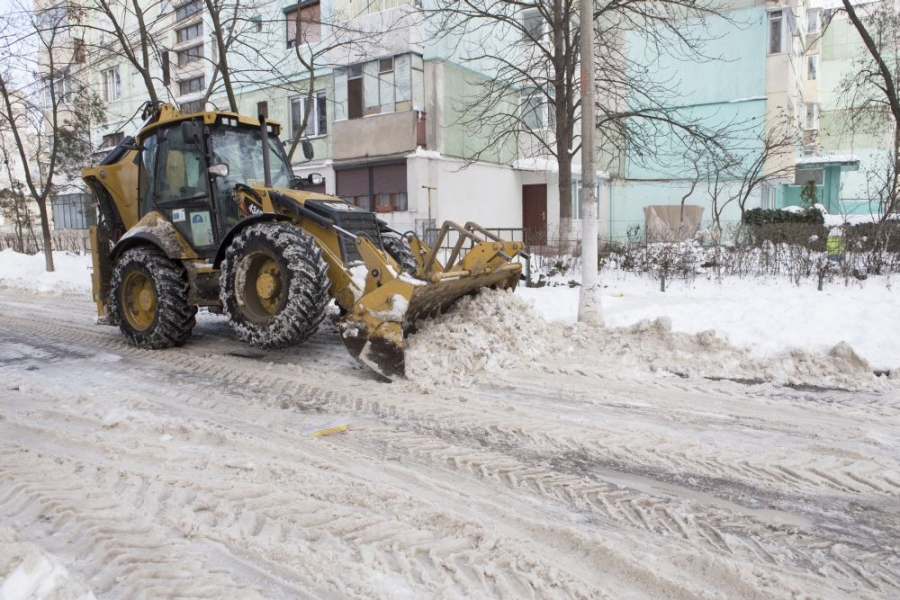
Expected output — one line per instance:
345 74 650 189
557 149 573 247
36 199 54 272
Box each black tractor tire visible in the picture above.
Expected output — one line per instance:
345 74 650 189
220 222 330 349
382 232 419 276
109 247 197 348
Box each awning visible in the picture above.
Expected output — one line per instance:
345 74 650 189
795 154 860 171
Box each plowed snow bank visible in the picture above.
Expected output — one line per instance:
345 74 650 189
405 289 888 390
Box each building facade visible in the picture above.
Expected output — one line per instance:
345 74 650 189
40 0 896 244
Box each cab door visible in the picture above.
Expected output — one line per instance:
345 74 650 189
139 122 219 257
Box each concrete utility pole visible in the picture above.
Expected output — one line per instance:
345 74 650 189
577 0 605 326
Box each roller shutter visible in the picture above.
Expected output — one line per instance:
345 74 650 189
336 167 369 197
372 163 407 194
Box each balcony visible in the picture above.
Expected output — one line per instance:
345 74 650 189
333 110 426 161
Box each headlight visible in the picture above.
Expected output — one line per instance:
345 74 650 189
308 173 324 186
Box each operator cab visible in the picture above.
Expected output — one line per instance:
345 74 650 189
136 115 296 257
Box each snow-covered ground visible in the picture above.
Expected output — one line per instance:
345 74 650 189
1 249 898 598
4 248 897 373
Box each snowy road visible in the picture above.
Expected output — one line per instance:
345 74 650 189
1 289 898 598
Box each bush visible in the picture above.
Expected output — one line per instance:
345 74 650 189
743 207 825 226
742 208 826 251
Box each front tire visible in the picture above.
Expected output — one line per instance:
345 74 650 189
109 247 196 348
220 222 330 349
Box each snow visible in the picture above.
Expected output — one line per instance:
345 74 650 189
1 248 899 598
0 250 92 296
1 248 896 373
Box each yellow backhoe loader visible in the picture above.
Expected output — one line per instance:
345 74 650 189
82 102 527 378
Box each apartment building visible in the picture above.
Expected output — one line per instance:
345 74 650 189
37 0 893 244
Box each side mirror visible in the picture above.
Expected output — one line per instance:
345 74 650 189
181 120 204 144
301 138 314 160
208 163 229 178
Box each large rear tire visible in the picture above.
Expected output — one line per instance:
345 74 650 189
109 247 196 348
220 222 330 349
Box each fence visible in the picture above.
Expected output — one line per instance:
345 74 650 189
0 228 92 255
600 221 900 285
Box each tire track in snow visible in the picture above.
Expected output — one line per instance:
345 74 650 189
326 423 900 596
2 293 900 597
3 305 899 509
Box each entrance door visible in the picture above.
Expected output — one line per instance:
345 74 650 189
522 184 547 246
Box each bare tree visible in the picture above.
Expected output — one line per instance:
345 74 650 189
207 0 407 161
426 0 734 243
86 0 165 104
832 0 900 216
0 2 103 271
828 0 900 262
728 113 797 218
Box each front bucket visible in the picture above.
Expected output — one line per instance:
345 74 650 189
340 263 521 379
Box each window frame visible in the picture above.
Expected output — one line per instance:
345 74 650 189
522 8 543 41
175 0 202 22
178 75 205 96
804 102 820 131
290 90 328 139
807 9 821 34
807 54 819 81
180 99 204 113
101 66 121 102
571 180 601 221
177 44 204 67
520 88 549 131
768 10 785 55
42 70 71 107
285 1 321 48
176 22 203 44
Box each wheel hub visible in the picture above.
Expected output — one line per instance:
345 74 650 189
122 272 156 331
250 258 283 316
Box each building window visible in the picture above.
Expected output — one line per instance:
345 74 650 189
768 10 784 54
179 75 204 95
180 99 204 113
521 88 547 130
348 65 363 119
176 22 202 43
42 71 71 107
523 8 543 40
807 9 821 34
804 103 819 130
177 44 203 66
73 38 86 63
101 66 121 101
286 1 321 48
379 57 393 73
100 132 124 149
51 193 96 230
571 181 600 221
807 54 819 81
37 5 68 31
290 91 327 139
175 0 202 22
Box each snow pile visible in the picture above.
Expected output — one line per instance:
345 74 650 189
0 250 92 296
0 526 96 600
405 289 887 390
